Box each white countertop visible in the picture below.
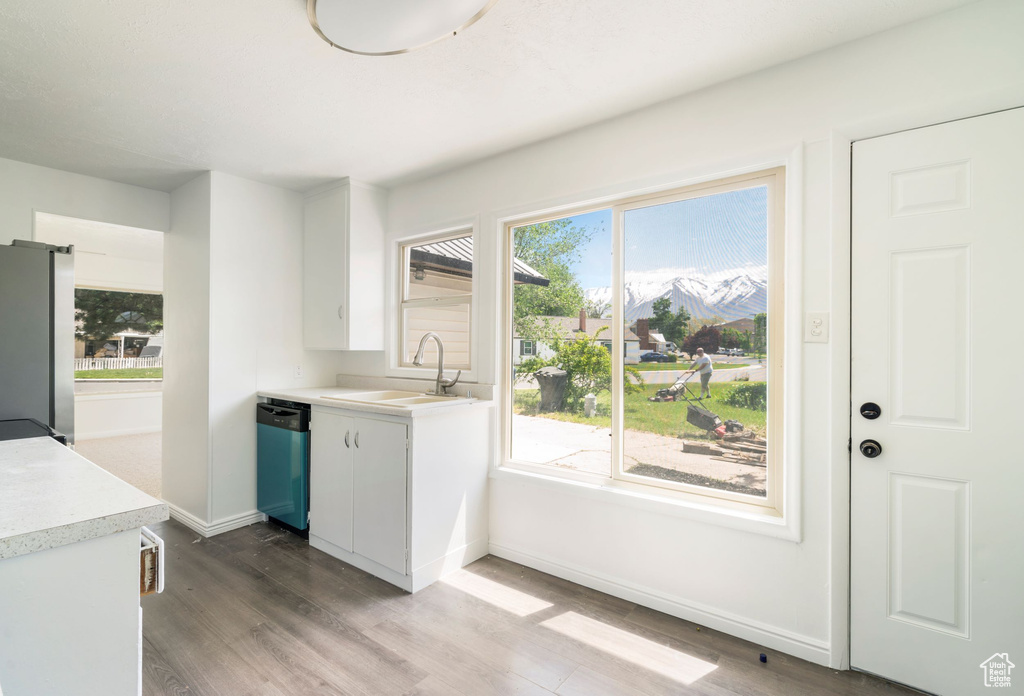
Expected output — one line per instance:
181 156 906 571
0 437 168 560
257 386 490 418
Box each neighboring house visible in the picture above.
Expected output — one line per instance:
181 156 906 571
514 310 642 365
631 318 672 352
403 236 548 368
76 331 163 359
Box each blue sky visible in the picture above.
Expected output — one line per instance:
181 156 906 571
564 186 768 289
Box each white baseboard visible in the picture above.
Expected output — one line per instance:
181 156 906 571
488 541 831 667
310 534 412 592
308 535 489 594
167 503 266 538
410 537 489 593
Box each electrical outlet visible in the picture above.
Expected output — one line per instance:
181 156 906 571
294 364 304 379
804 312 829 343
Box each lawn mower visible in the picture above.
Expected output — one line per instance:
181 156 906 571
648 371 724 434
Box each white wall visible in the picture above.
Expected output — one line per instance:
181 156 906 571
373 0 1024 667
163 174 213 521
163 171 345 530
207 171 344 524
75 391 162 440
0 156 168 245
34 212 164 294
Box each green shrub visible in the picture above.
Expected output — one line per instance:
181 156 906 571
722 382 767 411
518 326 643 413
664 354 677 362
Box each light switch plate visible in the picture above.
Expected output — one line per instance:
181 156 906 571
805 312 829 343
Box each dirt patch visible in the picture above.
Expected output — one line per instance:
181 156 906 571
625 462 766 497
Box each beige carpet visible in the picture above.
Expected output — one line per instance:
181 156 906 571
75 431 162 499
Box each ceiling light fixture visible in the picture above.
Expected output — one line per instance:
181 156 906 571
307 0 498 56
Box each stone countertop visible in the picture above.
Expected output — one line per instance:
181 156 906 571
257 386 491 418
0 437 168 561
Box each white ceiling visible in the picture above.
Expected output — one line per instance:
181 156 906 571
0 0 973 193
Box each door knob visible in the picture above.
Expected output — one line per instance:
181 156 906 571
860 402 881 420
859 439 882 458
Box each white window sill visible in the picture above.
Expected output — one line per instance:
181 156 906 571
491 464 800 542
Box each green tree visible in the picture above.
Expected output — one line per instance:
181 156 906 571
75 289 163 338
720 328 746 350
513 219 593 340
751 312 767 355
650 297 690 346
519 327 643 414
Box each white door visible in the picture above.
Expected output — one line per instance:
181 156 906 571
851 108 1024 695
310 407 355 552
353 418 408 575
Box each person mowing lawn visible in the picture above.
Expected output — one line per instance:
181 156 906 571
687 347 713 399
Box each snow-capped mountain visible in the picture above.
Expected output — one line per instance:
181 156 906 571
585 270 767 323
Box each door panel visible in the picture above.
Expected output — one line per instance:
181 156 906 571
851 108 1024 695
309 408 354 552
888 473 970 637
353 418 408 575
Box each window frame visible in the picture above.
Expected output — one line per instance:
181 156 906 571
501 166 786 515
393 227 475 375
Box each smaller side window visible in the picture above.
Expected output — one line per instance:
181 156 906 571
521 340 535 356
399 231 474 370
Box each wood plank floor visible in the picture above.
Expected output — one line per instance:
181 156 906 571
142 519 917 696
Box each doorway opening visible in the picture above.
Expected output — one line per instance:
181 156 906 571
34 212 164 498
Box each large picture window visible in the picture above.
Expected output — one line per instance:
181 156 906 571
399 232 474 369
505 168 785 510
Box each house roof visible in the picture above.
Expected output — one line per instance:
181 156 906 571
649 332 667 343
411 237 549 287
518 316 640 342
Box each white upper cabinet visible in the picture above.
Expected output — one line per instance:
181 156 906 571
303 178 386 350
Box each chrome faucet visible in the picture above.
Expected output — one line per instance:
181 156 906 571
412 332 461 396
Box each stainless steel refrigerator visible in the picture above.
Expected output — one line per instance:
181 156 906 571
0 240 75 443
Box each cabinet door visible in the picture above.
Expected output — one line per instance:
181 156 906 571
309 408 354 552
353 418 408 575
303 186 348 350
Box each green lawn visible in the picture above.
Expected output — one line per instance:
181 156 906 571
75 367 163 380
513 382 767 439
635 362 749 372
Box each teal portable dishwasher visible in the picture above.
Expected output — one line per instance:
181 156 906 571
256 401 310 534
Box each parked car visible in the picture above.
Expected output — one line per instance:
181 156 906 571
640 351 672 363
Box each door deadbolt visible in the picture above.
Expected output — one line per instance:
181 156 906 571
859 439 882 458
860 402 881 420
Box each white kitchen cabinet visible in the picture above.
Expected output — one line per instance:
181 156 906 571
309 408 355 552
352 418 408 574
303 178 386 351
307 401 489 593
310 406 409 580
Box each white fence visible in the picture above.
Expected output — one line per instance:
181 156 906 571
74 357 163 371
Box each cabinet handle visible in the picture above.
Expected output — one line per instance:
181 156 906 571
354 431 360 448
344 431 350 448
338 305 344 320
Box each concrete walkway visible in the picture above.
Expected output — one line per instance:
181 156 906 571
511 414 765 493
